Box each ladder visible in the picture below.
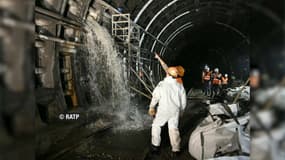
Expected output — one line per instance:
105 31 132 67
112 13 156 98
111 14 141 80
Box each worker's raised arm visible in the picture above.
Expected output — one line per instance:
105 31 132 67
155 52 168 73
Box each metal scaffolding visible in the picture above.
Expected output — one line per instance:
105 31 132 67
112 14 141 69
112 13 155 98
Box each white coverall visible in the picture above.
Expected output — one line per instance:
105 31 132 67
149 76 187 152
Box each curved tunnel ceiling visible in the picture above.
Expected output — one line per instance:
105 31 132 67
117 0 284 89
136 0 249 47
132 0 281 50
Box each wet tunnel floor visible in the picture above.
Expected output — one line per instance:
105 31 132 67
37 100 208 160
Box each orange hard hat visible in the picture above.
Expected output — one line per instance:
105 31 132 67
167 67 178 78
176 66 185 77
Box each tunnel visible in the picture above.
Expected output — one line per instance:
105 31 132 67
109 0 283 93
132 0 281 91
157 23 250 90
0 0 284 160
33 0 284 159
31 0 283 109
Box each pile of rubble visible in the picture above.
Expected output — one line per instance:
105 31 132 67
226 86 250 101
188 85 250 160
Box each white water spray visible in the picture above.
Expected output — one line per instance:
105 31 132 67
84 16 152 131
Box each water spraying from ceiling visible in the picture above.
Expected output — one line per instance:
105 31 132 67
84 16 152 131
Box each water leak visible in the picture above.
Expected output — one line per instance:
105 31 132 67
84 16 152 131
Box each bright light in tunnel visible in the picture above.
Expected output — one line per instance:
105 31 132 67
150 11 191 52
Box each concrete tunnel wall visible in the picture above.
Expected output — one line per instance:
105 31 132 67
33 0 284 122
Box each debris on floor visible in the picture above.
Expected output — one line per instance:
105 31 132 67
226 86 250 101
188 85 250 160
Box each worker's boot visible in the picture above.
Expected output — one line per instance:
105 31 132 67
170 151 180 159
144 145 160 160
150 144 160 154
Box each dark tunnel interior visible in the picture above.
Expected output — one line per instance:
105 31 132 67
161 23 250 90
135 1 284 92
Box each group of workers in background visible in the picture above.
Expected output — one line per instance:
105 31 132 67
202 64 229 97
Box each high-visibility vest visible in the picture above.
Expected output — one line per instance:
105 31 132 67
222 77 228 85
213 74 221 85
203 71 211 81
250 76 259 88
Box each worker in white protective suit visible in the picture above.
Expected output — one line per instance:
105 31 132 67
148 67 187 154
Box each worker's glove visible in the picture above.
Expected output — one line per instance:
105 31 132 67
154 53 159 59
148 108 156 117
